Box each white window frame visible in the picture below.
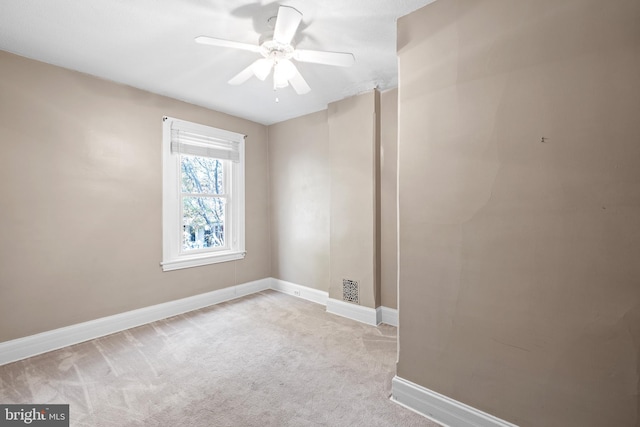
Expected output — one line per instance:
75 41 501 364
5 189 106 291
161 116 245 271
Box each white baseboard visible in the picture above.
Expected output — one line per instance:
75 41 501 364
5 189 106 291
0 277 397 366
271 279 401 328
380 306 398 327
326 298 380 326
0 278 271 366
270 278 328 305
391 376 519 427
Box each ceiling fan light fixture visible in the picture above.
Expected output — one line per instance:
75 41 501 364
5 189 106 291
276 59 296 79
252 58 273 81
273 78 289 89
273 65 289 89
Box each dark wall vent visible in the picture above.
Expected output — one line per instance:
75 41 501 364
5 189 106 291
342 279 359 304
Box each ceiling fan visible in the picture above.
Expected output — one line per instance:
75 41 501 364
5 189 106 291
195 5 355 95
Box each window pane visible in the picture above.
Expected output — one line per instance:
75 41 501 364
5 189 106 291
181 155 224 194
182 197 225 251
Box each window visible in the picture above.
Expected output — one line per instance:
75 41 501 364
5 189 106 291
161 116 245 271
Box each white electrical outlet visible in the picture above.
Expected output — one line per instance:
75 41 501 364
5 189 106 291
294 290 300 296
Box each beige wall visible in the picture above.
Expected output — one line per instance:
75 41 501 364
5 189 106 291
268 92 399 310
328 91 379 308
397 1 640 426
268 110 330 291
380 89 398 309
0 51 270 342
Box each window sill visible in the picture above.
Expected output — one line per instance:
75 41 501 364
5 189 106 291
161 251 246 272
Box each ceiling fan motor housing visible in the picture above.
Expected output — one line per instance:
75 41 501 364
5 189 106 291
260 39 295 61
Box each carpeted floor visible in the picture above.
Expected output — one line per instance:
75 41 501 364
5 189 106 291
0 290 439 426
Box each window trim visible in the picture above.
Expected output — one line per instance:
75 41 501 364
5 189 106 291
161 116 245 272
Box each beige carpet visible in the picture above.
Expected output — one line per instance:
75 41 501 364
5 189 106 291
0 290 439 426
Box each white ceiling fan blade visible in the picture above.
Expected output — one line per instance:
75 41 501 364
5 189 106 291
228 61 260 85
273 6 302 45
287 64 311 95
293 49 355 67
195 36 262 54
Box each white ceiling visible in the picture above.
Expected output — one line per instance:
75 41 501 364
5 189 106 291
0 0 435 125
